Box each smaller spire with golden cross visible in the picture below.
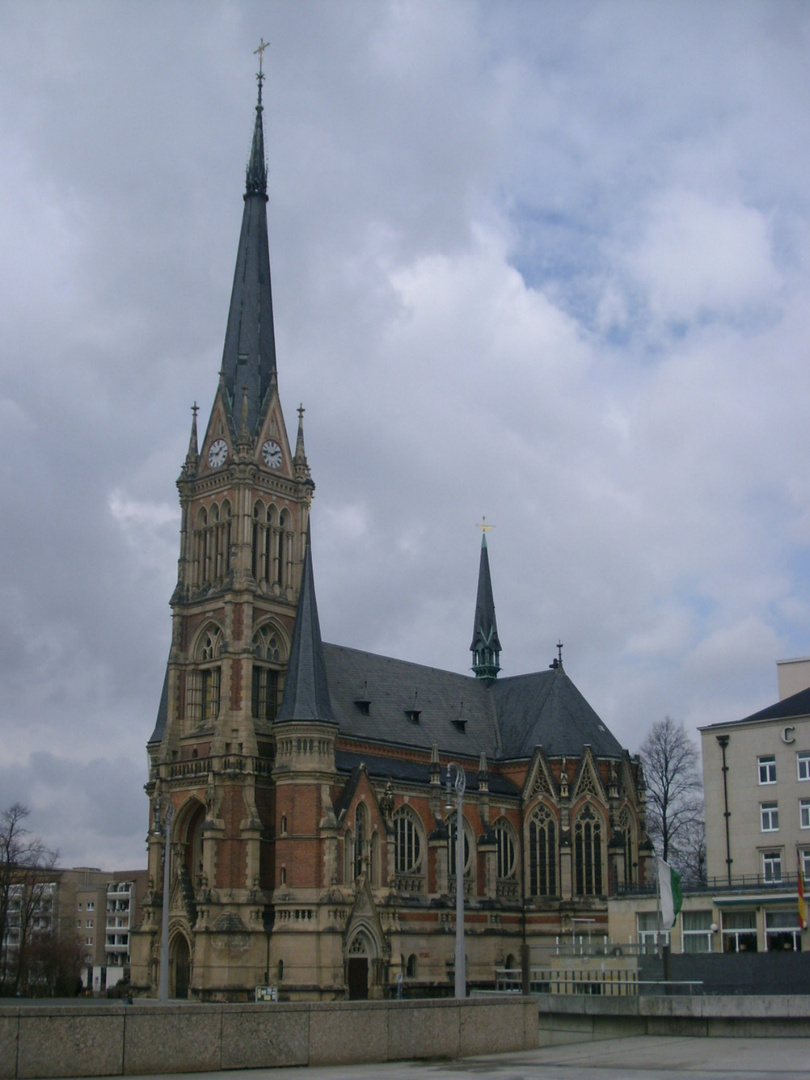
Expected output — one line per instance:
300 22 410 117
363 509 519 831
476 516 494 534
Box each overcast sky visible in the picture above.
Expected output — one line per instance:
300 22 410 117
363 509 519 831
2 0 809 869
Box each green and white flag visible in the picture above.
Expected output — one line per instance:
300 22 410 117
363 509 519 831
657 857 683 930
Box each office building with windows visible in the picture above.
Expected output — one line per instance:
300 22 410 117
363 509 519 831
696 662 810 954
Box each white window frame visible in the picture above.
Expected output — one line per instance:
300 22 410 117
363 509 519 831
765 909 802 952
799 751 810 782
760 802 779 832
681 910 714 954
801 849 810 878
758 755 777 785
801 799 810 830
722 910 757 953
637 911 669 950
762 850 783 883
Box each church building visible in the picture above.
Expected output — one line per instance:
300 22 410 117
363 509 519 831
130 71 652 1001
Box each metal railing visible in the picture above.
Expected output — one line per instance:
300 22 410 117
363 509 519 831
618 873 801 896
494 967 703 997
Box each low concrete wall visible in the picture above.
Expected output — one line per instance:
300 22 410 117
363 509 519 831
536 993 810 1045
0 996 538 1079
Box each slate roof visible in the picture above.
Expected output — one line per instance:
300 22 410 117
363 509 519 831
148 664 169 745
321 643 623 762
334 750 520 797
491 669 624 759
276 525 336 725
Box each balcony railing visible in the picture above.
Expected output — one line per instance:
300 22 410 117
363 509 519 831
617 873 801 897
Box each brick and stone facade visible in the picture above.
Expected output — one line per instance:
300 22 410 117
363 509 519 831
129 75 652 1002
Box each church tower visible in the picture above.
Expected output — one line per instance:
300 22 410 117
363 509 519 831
132 60 313 999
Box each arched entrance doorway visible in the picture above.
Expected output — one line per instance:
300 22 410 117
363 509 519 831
171 934 190 999
346 931 372 1000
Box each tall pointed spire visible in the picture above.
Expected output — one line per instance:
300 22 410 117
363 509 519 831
276 522 336 724
219 60 277 438
470 530 502 680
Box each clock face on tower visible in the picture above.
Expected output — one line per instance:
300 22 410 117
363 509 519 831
262 439 283 469
208 438 228 468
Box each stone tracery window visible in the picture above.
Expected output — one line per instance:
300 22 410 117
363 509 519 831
394 808 423 876
192 502 232 588
354 803 367 881
187 625 223 725
529 805 557 897
252 501 276 585
493 819 517 880
252 623 282 721
574 802 604 896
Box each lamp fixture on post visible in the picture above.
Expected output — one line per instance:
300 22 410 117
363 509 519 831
158 798 174 1002
445 762 467 999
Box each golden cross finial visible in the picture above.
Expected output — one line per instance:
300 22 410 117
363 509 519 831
254 38 270 76
476 517 494 534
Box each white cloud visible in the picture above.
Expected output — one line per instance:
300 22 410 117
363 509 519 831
629 189 781 325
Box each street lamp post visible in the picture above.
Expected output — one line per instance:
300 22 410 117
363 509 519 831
158 798 174 1002
446 762 466 999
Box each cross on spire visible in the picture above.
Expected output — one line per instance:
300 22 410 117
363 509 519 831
476 517 494 534
254 37 270 101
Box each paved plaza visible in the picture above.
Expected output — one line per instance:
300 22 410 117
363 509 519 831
97 1035 810 1080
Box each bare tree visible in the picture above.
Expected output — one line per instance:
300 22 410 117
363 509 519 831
0 804 58 995
639 717 705 883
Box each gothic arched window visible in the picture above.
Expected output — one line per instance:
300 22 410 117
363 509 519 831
529 805 557 897
252 623 283 721
447 812 472 882
188 625 223 725
574 803 604 896
354 803 367 881
344 829 354 884
217 500 232 579
277 509 291 588
370 831 380 887
493 819 517 880
394 808 423 875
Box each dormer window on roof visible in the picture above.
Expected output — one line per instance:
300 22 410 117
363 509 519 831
354 681 371 715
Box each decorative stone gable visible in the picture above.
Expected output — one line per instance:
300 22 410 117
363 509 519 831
570 747 607 805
